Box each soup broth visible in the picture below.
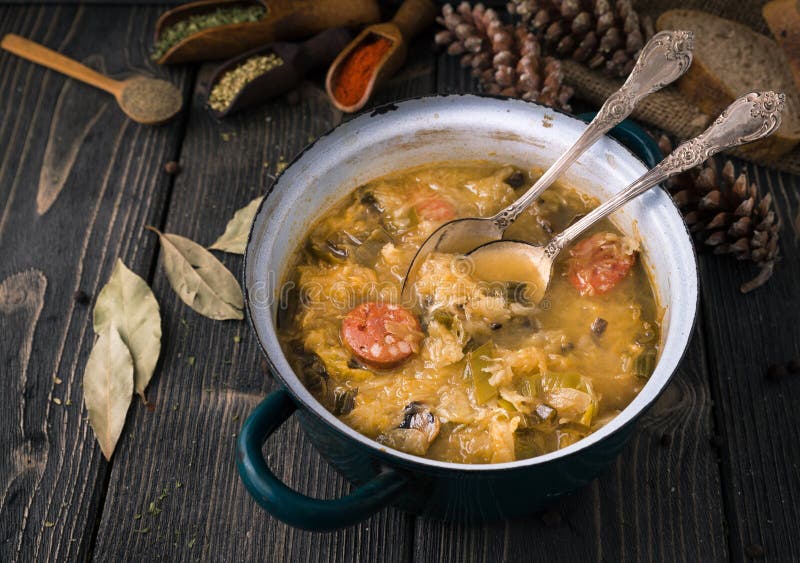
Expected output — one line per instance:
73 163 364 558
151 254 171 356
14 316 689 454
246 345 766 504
278 162 661 464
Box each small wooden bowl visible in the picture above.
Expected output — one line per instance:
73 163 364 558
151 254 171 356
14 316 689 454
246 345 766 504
154 0 379 65
325 0 436 113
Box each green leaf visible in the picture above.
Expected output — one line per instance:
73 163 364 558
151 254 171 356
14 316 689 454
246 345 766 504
208 196 263 255
93 259 161 402
149 227 243 320
83 326 134 460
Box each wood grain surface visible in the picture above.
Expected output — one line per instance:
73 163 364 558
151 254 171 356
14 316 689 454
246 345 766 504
0 3 799 562
0 5 189 561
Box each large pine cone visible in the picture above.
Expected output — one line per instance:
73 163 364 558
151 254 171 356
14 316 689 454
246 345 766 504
507 0 654 77
668 157 780 293
436 2 574 110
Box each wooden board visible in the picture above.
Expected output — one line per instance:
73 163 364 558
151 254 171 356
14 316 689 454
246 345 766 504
0 5 190 562
91 35 436 563
1 3 800 561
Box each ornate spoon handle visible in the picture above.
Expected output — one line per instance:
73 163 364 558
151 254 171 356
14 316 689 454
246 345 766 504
492 29 694 229
549 91 785 255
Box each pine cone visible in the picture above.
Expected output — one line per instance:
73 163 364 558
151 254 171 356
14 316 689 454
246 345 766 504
436 2 574 110
507 0 653 77
662 136 780 293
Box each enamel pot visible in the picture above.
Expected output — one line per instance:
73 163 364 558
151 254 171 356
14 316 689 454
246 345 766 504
238 95 698 531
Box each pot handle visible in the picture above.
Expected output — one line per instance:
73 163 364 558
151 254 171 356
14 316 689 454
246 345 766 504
237 388 408 531
577 113 663 167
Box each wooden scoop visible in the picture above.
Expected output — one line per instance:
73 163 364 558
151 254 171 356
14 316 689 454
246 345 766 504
326 0 437 113
208 27 353 117
0 34 182 125
154 0 380 65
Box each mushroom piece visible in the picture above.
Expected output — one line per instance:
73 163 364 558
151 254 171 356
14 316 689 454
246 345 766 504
378 402 441 456
331 386 357 416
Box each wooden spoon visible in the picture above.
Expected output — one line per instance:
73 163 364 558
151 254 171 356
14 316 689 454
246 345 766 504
326 0 436 113
0 34 183 125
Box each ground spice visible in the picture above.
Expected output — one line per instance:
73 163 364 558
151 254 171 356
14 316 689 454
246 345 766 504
208 53 283 112
332 35 393 106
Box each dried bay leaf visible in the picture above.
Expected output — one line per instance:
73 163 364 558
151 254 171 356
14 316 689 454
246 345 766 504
94 259 161 401
149 227 244 320
84 326 133 460
209 196 264 255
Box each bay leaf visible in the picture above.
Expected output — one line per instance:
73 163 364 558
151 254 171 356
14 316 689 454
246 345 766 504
149 227 244 320
83 326 133 460
93 259 161 401
209 196 264 255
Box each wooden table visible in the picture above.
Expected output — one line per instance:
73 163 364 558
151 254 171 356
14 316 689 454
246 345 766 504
1 4 798 562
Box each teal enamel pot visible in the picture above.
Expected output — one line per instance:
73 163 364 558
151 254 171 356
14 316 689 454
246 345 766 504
239 95 698 531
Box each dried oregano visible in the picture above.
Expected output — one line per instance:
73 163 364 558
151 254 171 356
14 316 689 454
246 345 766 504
208 54 283 112
151 5 267 60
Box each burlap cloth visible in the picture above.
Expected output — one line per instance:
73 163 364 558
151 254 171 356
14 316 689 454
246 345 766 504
563 0 800 174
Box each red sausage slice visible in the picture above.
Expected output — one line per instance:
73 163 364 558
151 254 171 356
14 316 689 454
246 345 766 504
415 196 456 222
341 302 422 369
567 232 636 296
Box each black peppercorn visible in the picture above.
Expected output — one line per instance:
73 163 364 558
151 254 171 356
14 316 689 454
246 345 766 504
659 433 671 447
787 359 800 374
73 290 91 305
164 161 181 175
744 543 764 559
766 364 787 381
541 509 561 527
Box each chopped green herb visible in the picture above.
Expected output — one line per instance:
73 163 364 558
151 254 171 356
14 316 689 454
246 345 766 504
233 335 241 343
187 356 195 367
134 513 142 520
134 527 150 534
188 537 197 548
151 5 266 60
44 521 55 528
175 481 183 489
52 398 62 405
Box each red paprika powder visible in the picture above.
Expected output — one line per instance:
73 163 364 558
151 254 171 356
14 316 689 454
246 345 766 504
333 35 394 106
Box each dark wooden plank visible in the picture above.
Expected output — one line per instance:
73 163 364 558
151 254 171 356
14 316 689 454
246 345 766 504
699 162 800 562
92 35 436 562
0 4 191 562
413 52 729 563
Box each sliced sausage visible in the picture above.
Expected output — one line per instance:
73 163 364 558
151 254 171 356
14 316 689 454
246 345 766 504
414 196 456 222
567 232 636 296
341 302 422 369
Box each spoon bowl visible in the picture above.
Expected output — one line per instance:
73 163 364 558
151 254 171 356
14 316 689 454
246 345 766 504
117 77 183 125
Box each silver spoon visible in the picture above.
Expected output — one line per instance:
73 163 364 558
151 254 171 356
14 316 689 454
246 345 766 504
465 91 785 304
401 30 694 303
